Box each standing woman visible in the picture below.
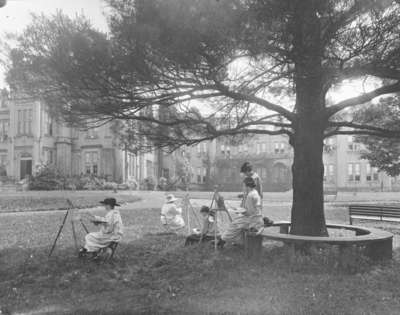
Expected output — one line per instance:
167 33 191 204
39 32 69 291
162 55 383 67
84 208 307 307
240 162 263 207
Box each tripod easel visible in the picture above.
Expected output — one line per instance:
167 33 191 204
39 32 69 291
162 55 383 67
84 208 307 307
48 199 90 257
198 186 232 251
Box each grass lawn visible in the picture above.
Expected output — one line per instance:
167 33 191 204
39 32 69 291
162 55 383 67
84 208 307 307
0 191 141 213
2 197 400 314
2 231 400 314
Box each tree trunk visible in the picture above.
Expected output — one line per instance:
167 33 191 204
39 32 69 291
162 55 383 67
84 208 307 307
290 119 327 236
290 0 328 236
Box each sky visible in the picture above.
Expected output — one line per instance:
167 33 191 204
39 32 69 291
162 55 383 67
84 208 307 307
0 0 109 88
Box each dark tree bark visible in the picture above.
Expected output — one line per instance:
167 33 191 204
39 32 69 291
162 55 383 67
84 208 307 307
290 1 328 236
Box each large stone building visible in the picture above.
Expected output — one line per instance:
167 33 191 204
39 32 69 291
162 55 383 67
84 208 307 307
213 133 397 192
0 96 158 184
213 134 293 192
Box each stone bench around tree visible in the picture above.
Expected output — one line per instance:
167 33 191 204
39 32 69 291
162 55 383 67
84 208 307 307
244 222 393 261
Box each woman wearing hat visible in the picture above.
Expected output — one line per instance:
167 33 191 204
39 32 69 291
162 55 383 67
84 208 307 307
79 198 124 257
161 194 185 232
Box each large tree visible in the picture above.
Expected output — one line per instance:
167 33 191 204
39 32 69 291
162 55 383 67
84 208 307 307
6 0 400 236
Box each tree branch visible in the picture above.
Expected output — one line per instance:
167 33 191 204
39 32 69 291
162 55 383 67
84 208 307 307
326 81 400 118
213 81 295 121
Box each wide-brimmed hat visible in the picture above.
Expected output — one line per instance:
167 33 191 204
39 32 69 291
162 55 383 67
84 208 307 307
100 198 120 207
166 194 178 203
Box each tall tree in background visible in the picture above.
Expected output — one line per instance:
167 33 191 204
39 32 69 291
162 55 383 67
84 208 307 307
6 0 400 236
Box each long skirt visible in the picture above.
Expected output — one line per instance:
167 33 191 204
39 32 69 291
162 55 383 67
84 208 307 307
222 215 264 244
161 215 185 231
84 232 120 252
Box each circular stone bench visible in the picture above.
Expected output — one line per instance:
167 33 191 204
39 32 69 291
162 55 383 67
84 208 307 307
244 221 393 261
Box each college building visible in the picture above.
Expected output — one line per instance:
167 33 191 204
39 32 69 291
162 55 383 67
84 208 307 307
0 96 159 184
1 93 399 192
0 95 211 189
212 133 399 192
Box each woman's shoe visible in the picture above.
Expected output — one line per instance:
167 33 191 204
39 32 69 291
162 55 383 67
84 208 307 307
78 247 87 258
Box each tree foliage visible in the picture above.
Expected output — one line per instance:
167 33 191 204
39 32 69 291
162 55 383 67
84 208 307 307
355 96 400 176
6 0 400 235
5 1 400 146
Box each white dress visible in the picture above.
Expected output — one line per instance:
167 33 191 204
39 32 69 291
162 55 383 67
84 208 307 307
84 210 123 252
160 203 185 231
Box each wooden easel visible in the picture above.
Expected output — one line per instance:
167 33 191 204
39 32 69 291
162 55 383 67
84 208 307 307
48 199 89 257
198 186 232 251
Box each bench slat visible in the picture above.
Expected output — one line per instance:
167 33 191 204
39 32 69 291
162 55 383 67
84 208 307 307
350 211 400 216
349 204 400 223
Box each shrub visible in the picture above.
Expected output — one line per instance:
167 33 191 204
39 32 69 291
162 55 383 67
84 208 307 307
29 164 65 190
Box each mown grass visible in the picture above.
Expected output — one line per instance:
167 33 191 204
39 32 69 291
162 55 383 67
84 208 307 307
0 191 141 213
2 195 400 314
2 233 400 315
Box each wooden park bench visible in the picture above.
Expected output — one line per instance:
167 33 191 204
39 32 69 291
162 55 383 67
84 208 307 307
244 222 393 261
349 204 400 225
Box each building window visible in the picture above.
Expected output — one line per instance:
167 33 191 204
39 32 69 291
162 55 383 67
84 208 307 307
355 163 360 181
17 109 32 135
146 160 153 177
348 163 360 182
202 167 207 183
347 164 353 181
226 146 230 157
87 128 98 139
0 154 7 166
162 168 170 179
44 149 54 164
197 167 202 183
0 119 9 141
261 143 267 153
202 142 207 153
366 164 379 181
85 151 99 175
256 143 261 155
261 168 267 179
44 110 53 136
325 164 335 182
347 136 360 151
128 154 135 177
274 142 285 154
324 138 335 152
329 164 334 178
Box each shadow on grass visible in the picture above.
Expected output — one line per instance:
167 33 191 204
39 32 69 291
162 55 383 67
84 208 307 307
1 234 400 314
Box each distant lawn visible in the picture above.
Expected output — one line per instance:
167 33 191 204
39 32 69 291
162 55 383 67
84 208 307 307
0 191 141 213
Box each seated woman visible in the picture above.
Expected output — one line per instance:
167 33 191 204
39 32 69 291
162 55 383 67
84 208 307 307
218 177 264 248
185 206 219 246
160 194 185 232
79 198 123 258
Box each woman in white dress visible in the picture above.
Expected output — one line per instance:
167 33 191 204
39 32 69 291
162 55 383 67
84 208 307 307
79 198 123 257
161 194 185 232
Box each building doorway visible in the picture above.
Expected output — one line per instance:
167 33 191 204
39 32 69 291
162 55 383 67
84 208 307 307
20 154 32 179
